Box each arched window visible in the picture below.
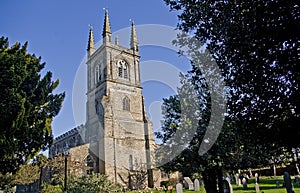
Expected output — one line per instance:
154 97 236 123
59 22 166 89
123 96 130 111
123 64 128 79
117 60 129 79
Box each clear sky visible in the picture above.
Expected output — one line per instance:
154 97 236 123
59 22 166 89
0 0 191 139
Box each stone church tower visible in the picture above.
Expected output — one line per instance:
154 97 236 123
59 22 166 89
85 10 155 187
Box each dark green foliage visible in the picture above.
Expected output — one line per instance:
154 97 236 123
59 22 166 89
0 37 65 174
0 172 14 190
163 0 299 149
159 1 299 192
156 63 228 193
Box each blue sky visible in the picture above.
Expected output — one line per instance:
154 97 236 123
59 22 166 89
0 0 191 138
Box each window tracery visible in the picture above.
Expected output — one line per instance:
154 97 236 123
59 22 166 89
117 59 129 79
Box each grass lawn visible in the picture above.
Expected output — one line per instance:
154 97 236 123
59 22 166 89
230 176 300 193
182 176 300 193
128 176 300 193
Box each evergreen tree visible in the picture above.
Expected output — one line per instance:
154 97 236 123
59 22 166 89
0 37 65 174
163 0 299 149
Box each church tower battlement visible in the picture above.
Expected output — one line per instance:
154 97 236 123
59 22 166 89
85 10 155 187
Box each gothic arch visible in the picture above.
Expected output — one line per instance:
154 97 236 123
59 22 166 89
122 96 130 111
117 59 129 79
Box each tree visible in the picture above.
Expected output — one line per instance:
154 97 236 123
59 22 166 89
157 1 299 192
0 37 65 174
156 54 286 192
0 154 48 191
0 172 14 190
44 154 65 187
163 0 299 149
156 55 231 192
13 163 40 185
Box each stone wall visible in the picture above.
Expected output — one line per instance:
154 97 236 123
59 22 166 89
49 125 85 158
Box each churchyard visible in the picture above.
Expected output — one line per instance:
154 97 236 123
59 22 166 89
127 175 300 193
230 176 300 193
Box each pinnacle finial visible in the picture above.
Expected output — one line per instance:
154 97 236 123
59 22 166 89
102 9 112 38
130 20 138 52
87 25 95 56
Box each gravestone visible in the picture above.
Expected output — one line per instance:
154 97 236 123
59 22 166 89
255 183 260 193
194 179 200 191
242 177 248 190
225 177 233 193
235 173 241 186
223 180 230 193
295 176 300 185
255 173 260 183
176 183 183 193
249 169 253 178
276 181 280 188
284 172 293 193
183 177 194 190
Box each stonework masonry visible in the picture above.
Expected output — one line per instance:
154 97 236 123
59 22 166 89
49 10 158 188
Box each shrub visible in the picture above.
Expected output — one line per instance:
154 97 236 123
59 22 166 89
68 174 124 193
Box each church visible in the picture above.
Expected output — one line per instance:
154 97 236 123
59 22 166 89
48 10 163 188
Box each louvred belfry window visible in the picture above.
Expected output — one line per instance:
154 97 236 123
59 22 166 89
117 59 128 79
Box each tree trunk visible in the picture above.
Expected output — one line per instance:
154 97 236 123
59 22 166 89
202 168 218 193
39 167 43 192
217 168 224 193
272 156 277 176
295 149 300 175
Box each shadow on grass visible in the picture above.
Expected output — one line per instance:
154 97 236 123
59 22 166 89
232 176 300 192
